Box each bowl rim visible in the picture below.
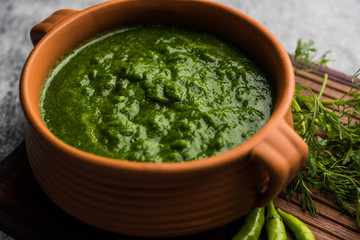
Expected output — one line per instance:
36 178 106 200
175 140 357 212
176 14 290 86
20 0 294 173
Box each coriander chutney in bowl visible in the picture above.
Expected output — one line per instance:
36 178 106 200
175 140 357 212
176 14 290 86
40 25 274 163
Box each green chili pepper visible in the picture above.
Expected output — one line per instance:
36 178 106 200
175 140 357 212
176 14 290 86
277 208 315 240
232 207 265 240
265 201 286 240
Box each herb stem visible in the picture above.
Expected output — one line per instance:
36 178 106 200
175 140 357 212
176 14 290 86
318 164 360 184
319 99 357 105
317 73 328 100
292 99 302 112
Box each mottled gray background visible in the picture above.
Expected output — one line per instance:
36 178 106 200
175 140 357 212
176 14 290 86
0 0 359 239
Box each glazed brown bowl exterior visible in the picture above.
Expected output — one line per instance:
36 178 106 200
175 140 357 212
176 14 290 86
20 0 308 237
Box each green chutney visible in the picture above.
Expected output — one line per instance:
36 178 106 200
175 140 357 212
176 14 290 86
40 25 275 163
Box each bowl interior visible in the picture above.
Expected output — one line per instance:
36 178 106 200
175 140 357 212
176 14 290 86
21 0 294 169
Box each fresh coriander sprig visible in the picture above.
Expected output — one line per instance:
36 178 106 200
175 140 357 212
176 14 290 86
284 39 360 227
291 39 333 72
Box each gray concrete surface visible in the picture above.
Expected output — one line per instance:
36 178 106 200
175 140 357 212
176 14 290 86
0 0 359 239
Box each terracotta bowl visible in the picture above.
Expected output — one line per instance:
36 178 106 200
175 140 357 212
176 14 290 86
20 0 308 237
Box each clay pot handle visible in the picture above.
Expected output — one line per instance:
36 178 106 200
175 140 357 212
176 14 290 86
30 9 78 46
251 118 308 206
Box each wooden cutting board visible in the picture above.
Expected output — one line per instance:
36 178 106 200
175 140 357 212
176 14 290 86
0 68 359 240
